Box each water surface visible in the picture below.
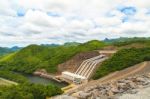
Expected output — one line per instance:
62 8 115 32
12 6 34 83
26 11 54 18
25 75 68 88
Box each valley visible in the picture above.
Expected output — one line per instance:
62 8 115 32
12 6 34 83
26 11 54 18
1 0 150 98
1 38 150 99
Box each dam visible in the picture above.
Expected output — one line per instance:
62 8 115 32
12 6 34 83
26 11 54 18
62 54 108 84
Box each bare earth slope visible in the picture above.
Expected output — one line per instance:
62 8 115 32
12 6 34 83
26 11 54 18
57 51 99 73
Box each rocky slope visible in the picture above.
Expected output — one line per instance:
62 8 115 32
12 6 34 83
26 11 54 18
58 51 100 73
72 73 150 99
54 73 150 99
117 85 150 99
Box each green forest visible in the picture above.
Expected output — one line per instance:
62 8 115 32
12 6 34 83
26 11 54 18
0 83 62 99
0 71 28 83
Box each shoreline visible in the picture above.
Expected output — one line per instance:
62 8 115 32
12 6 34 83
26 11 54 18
33 70 66 83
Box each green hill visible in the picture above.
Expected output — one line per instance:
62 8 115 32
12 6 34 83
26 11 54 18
93 47 150 79
0 40 106 74
105 37 150 47
104 37 150 43
0 82 62 99
63 42 80 47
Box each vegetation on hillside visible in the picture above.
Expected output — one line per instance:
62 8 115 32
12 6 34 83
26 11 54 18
0 71 63 98
104 37 150 43
93 47 150 79
0 71 28 83
1 38 150 98
0 83 63 99
0 40 106 74
106 37 150 47
63 42 80 46
113 39 150 47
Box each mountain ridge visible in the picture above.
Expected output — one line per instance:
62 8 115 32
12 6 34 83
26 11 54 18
0 40 106 74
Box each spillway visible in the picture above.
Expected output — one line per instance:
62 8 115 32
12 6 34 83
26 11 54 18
62 54 108 83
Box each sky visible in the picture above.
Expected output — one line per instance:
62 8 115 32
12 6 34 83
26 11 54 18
0 0 150 47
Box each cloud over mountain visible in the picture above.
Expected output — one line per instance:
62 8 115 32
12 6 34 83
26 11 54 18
0 0 150 46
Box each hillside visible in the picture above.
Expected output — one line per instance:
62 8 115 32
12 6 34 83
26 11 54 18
58 51 99 73
100 37 150 51
0 40 106 74
93 47 150 79
104 37 150 44
109 37 150 47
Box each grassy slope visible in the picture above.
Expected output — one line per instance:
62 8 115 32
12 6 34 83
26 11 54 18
0 71 28 83
0 40 106 74
0 77 18 86
93 47 150 79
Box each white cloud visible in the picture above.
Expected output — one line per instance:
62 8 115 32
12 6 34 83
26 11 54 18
24 10 66 27
0 0 150 47
94 16 122 27
0 0 16 16
68 19 94 30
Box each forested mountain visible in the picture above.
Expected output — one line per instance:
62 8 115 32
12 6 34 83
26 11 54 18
104 37 150 45
0 40 106 74
0 47 14 56
0 46 21 56
1 37 150 74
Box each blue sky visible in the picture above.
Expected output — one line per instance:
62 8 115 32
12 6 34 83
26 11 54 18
0 0 150 47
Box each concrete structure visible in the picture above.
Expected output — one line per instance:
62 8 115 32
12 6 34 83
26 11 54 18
62 54 108 83
62 71 86 81
99 50 116 53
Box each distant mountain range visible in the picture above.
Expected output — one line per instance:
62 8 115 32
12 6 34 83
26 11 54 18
0 46 21 56
0 37 150 56
103 37 150 43
0 42 79 56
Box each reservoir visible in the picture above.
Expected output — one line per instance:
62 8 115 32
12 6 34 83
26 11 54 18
2 71 69 88
25 74 68 88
